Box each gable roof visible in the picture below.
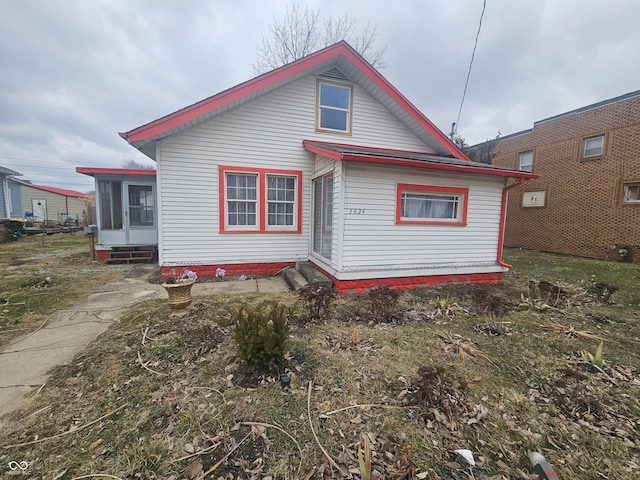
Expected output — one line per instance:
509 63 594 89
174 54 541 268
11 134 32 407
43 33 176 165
120 41 468 161
0 165 22 177
24 183 88 198
303 141 537 179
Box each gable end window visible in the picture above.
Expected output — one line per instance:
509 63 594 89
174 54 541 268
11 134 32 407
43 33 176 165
518 150 534 172
220 166 302 233
623 182 640 204
396 184 468 226
316 80 352 134
583 135 604 158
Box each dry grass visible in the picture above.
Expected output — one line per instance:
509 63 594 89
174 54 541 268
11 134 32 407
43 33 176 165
0 248 639 479
0 234 140 346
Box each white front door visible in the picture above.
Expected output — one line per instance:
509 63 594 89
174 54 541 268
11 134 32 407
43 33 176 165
125 183 157 244
32 199 47 222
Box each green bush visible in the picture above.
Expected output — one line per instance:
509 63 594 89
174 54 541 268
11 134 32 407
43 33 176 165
232 301 290 372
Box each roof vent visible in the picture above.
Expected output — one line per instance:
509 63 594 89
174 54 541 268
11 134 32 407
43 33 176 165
318 66 350 82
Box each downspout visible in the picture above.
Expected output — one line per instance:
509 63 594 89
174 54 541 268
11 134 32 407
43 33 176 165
497 177 525 269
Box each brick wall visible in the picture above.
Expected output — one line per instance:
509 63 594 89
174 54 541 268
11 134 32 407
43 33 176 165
489 92 640 262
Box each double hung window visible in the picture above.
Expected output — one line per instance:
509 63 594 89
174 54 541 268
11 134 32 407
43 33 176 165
583 135 604 158
317 80 352 133
518 150 534 172
623 182 640 203
220 166 302 233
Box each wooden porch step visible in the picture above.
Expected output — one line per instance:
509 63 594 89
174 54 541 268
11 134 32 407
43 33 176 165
107 246 157 264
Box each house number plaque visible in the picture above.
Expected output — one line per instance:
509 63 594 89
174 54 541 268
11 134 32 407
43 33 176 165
346 208 366 215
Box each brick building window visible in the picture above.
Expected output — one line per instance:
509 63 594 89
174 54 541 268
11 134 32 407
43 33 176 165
518 150 534 172
623 182 640 203
582 135 604 158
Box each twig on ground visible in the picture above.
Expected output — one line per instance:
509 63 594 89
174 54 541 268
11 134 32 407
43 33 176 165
169 441 221 464
307 381 349 477
195 431 252 480
241 421 304 478
3 404 128 449
70 475 125 480
137 351 168 376
323 403 402 416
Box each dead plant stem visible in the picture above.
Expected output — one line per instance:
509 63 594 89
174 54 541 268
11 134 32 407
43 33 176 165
196 431 251 480
3 404 128 449
307 381 349 477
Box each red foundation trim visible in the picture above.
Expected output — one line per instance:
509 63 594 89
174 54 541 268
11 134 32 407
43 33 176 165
96 249 111 260
161 262 295 281
310 261 502 294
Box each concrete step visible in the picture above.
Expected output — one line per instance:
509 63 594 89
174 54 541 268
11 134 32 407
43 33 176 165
282 267 308 291
295 261 333 287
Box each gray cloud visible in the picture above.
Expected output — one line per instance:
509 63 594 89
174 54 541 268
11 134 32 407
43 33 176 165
1 0 639 192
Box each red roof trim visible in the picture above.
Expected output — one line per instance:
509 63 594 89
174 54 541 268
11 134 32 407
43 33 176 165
303 140 538 179
76 167 156 177
28 184 88 197
121 41 468 159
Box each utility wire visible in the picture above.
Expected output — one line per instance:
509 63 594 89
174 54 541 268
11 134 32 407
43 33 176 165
454 0 487 136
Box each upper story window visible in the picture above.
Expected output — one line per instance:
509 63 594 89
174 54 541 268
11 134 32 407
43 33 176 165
623 182 640 204
396 184 468 226
518 150 534 172
220 166 302 233
583 135 604 158
317 80 352 134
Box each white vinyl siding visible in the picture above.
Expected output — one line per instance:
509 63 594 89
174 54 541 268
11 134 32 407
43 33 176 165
335 163 504 276
156 75 431 266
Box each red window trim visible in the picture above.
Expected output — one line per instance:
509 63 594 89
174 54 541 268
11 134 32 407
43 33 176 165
218 165 303 234
395 183 469 226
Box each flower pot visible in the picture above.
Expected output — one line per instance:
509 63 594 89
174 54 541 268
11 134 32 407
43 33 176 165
162 280 195 310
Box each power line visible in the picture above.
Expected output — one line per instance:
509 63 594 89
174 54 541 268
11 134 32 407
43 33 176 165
454 0 487 136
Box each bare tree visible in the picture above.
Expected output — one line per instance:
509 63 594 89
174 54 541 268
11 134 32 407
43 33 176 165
121 159 154 169
253 3 386 74
465 133 501 164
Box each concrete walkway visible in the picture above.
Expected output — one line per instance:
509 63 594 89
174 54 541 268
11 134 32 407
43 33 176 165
0 273 289 416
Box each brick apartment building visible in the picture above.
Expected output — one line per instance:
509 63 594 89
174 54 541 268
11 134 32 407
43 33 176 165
477 89 640 262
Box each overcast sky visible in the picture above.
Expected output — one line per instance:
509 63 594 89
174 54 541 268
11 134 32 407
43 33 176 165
2 0 639 192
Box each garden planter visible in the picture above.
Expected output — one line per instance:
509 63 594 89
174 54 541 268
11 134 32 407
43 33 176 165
162 280 195 310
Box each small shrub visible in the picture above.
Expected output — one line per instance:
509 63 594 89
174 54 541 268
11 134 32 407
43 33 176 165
368 286 399 322
232 301 290 372
298 283 335 322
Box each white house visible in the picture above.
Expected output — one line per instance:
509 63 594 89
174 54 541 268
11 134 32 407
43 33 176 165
75 167 157 262
114 41 534 292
